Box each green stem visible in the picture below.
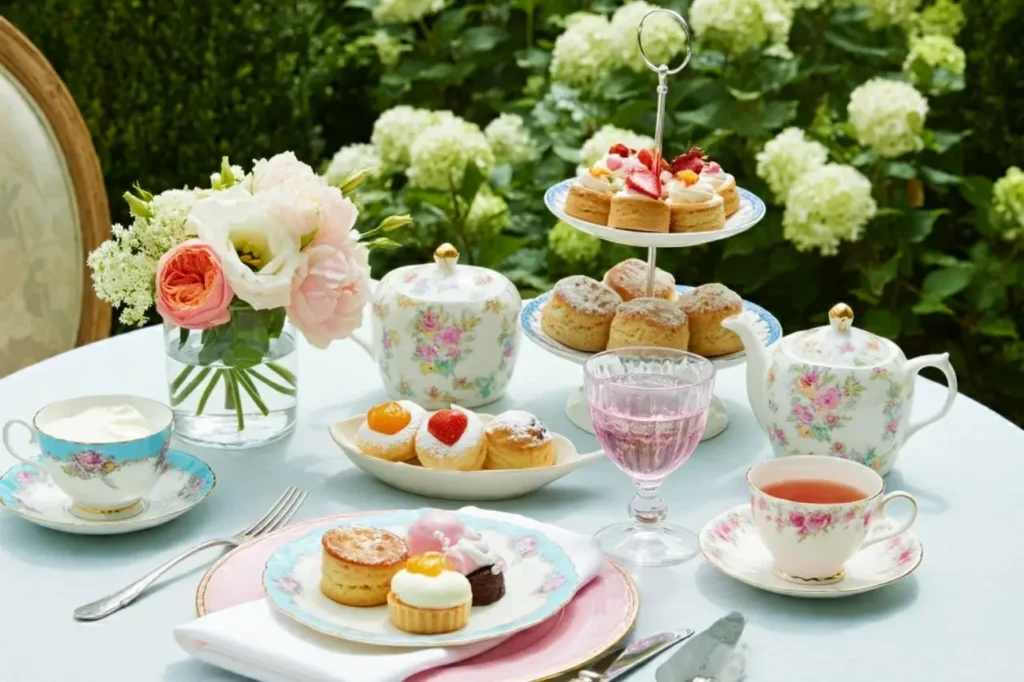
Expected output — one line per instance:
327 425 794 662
267 362 298 387
246 368 297 396
224 372 237 410
195 370 223 416
170 365 195 393
234 369 269 416
171 367 211 406
226 370 245 431
524 0 534 48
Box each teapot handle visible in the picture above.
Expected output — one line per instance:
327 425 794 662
902 353 957 443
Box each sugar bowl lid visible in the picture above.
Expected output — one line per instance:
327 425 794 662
387 243 512 302
784 303 895 368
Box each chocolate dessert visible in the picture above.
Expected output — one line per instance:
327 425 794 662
466 565 505 606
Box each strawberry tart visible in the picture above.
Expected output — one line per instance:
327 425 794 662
414 408 488 471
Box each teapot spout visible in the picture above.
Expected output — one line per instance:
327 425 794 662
721 314 772 430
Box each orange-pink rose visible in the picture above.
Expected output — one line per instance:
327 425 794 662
287 241 370 349
155 239 234 329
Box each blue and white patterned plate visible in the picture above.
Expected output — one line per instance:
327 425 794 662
545 179 767 248
520 284 782 369
263 508 579 647
0 449 215 535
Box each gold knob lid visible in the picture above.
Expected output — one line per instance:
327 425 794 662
434 243 459 276
829 303 854 332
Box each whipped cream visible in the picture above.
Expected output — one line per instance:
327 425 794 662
701 163 731 190
414 407 485 459
391 568 471 609
615 186 660 201
446 529 505 575
355 400 427 451
575 165 616 194
667 176 718 204
45 404 153 443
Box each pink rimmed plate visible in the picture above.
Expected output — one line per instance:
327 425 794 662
196 511 639 682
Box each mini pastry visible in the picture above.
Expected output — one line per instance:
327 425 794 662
702 161 740 217
484 410 555 470
445 530 506 606
602 258 676 302
607 167 670 233
355 400 428 462
541 275 622 352
388 552 472 634
320 526 408 607
607 298 690 351
406 510 467 556
415 408 488 471
677 283 744 357
564 144 644 225
665 170 726 233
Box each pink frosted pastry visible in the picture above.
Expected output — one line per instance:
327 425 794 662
406 510 466 556
445 529 507 606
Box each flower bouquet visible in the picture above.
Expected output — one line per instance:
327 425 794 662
89 153 409 447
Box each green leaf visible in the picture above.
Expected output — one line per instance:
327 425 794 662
378 214 414 232
922 264 975 301
366 237 402 250
852 149 877 167
863 308 901 338
760 101 799 131
515 48 550 70
928 130 969 154
867 253 901 294
959 176 994 208
905 209 947 243
978 317 1019 339
178 326 189 349
477 235 526 269
885 162 916 179
825 31 898 58
912 300 955 316
457 163 486 205
460 26 506 53
920 166 961 185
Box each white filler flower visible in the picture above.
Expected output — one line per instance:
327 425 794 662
756 127 830 203
848 78 929 158
783 164 878 256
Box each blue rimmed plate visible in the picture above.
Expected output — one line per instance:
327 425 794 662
520 284 782 369
0 449 215 535
545 179 766 248
263 508 579 647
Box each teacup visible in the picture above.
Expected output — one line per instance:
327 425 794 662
747 455 918 584
2 395 173 520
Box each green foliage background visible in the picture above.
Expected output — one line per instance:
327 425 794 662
4 0 1023 425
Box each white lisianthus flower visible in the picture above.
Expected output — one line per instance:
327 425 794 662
689 0 795 56
373 0 446 24
406 116 495 190
756 128 830 203
993 167 1024 240
549 13 616 92
852 0 922 28
188 188 302 310
903 34 966 94
578 125 655 166
848 78 929 158
484 113 539 165
371 105 439 170
609 1 688 71
325 144 385 187
783 164 877 255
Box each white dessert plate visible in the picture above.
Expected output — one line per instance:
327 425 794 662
263 508 579 647
545 179 766 248
698 504 923 599
520 284 782 370
328 413 602 500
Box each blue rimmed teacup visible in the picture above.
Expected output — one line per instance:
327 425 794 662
2 395 173 520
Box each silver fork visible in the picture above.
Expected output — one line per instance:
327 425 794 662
73 486 308 621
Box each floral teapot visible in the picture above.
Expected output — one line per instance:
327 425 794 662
721 303 958 476
351 243 521 409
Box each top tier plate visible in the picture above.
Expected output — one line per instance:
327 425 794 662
545 179 766 248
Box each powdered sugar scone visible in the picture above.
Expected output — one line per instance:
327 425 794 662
702 161 740 217
665 170 726 233
415 408 488 471
484 410 555 470
677 283 744 357
541 275 622 352
602 258 675 302
607 297 690 351
355 400 428 462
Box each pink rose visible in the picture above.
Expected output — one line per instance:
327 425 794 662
801 370 820 385
844 510 856 521
155 239 234 330
792 405 814 424
14 470 34 485
420 310 440 333
418 343 439 360
446 347 461 360
250 152 323 194
437 327 463 347
309 186 359 251
806 513 832 531
503 344 514 357
382 334 392 350
887 419 898 433
75 451 105 471
758 496 767 510
832 442 845 453
863 511 873 527
825 413 840 427
812 387 842 411
774 428 786 441
287 242 370 349
898 549 913 565
789 512 806 527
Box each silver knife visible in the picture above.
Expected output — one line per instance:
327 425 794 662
569 630 694 681
655 612 745 682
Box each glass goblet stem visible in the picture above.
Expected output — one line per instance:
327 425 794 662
629 482 667 529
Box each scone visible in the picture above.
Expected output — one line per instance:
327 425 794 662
541 275 622 352
602 258 675 302
564 146 643 225
677 283 744 357
484 410 555 470
607 298 690 351
388 552 472 634
320 526 408 607
354 400 427 462
607 193 670 233
703 162 740 217
666 170 726 233
565 181 613 225
415 408 488 471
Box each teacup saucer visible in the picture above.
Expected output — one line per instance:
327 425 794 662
0 449 215 535
698 504 922 598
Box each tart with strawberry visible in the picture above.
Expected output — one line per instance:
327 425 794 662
606 147 670 233
665 166 726 233
564 143 644 225
702 159 740 217
414 407 488 471
355 400 428 462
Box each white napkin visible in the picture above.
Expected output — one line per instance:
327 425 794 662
175 507 604 682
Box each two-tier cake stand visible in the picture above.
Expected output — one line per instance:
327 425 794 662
519 8 781 440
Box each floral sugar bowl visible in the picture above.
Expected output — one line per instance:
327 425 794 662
353 243 521 409
723 303 958 475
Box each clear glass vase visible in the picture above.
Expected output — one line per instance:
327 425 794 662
164 316 298 449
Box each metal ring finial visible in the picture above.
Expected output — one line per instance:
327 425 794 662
636 8 693 76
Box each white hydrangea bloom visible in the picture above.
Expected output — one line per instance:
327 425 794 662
369 30 407 67
907 0 965 38
325 144 385 187
406 116 495 190
852 0 922 28
485 113 539 165
689 0 795 56
783 164 877 255
549 13 616 92
847 78 929 158
756 128 830 203
609 1 688 71
549 221 601 264
994 167 1024 240
903 34 966 94
373 0 446 24
466 191 510 236
371 106 438 170
578 125 655 167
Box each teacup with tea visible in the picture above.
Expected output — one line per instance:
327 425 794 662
747 455 918 584
3 395 173 520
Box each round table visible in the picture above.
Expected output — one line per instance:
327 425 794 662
1 325 1022 681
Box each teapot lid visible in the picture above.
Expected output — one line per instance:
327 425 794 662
387 243 511 302
784 303 894 368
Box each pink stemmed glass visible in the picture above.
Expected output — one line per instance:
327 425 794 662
585 347 715 567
